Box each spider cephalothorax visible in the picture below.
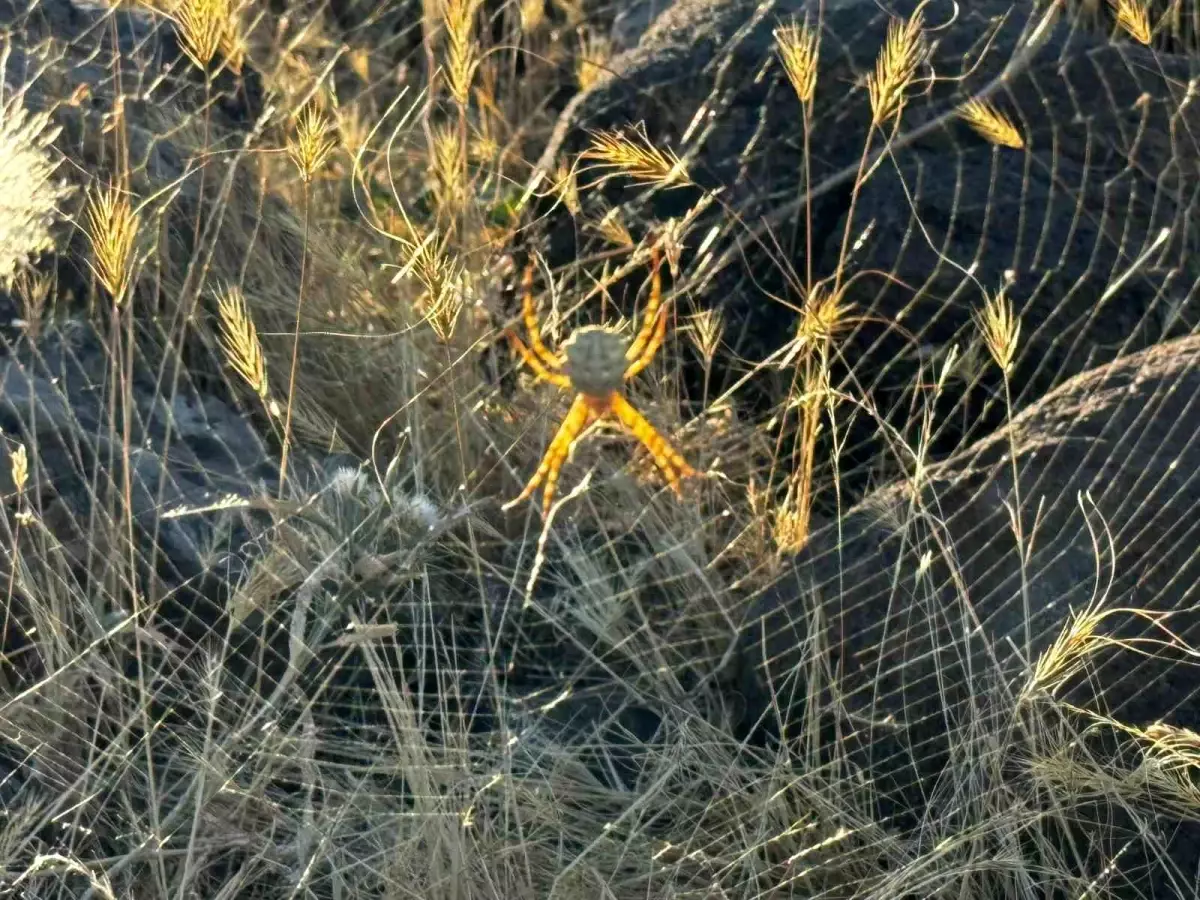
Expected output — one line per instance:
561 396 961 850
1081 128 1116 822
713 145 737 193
503 245 697 515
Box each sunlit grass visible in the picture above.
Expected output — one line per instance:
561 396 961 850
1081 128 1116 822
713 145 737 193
1 3 1197 900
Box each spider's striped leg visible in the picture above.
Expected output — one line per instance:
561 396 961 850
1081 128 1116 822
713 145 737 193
610 393 696 496
625 244 664 367
520 262 564 373
507 330 571 388
503 394 596 515
623 300 667 381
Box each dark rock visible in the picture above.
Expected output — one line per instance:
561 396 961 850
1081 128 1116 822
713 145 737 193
2 0 287 364
734 334 1200 894
516 687 666 792
0 0 351 651
0 319 324 642
3 0 264 127
610 0 670 52
536 0 1200 496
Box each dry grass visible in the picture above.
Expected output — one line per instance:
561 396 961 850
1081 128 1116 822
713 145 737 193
687 308 725 362
8 444 28 495
518 0 546 33
575 27 613 92
976 287 1021 374
287 103 337 184
774 19 820 107
0 2 1196 900
216 283 271 404
958 97 1025 149
441 0 482 107
867 9 926 126
581 125 692 187
172 0 240 71
430 122 468 214
589 205 635 247
1112 0 1154 43
0 94 72 286
82 183 140 305
551 160 582 215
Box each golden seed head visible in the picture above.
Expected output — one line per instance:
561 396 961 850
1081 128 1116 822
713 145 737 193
656 219 686 278
976 288 1021 374
394 228 466 340
772 496 813 554
958 98 1024 149
216 284 269 399
590 207 634 249
774 19 820 106
867 11 926 126
1112 0 1153 44
288 103 337 183
798 284 850 344
84 184 140 304
174 0 236 70
430 124 466 213
442 0 481 106
582 126 690 188
519 0 546 32
10 443 28 494
219 3 247 74
0 94 71 287
687 309 724 361
421 271 468 342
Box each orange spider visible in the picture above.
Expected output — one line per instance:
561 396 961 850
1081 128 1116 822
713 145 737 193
503 245 697 516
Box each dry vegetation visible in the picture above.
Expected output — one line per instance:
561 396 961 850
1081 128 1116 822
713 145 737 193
0 0 1198 897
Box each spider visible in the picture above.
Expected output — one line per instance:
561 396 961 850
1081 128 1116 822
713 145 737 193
502 244 697 516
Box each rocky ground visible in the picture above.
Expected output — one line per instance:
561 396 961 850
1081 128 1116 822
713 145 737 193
2 0 1199 897
538 0 1200 496
737 333 1200 896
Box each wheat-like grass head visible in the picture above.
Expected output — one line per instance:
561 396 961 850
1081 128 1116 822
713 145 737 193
774 19 820 106
83 184 139 304
867 8 926 126
289 103 337 184
958 98 1025 149
1112 0 1153 44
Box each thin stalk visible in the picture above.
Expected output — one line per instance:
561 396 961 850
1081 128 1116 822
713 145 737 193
279 179 312 495
2 516 22 692
768 92 819 501
457 100 469 238
1002 372 1032 664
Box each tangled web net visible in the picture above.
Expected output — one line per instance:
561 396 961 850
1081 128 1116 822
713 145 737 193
1 0 1200 897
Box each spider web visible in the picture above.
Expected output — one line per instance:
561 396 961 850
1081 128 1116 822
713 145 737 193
541 0 1200 893
1 0 1200 898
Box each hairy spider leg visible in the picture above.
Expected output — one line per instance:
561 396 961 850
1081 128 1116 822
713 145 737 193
504 394 598 515
623 302 667 381
507 330 571 388
610 393 696 494
520 262 564 372
625 244 664 365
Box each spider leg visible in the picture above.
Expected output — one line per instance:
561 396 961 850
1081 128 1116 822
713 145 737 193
622 301 667 381
624 243 664 366
520 262 566 374
503 394 596 515
610 393 696 496
507 330 572 388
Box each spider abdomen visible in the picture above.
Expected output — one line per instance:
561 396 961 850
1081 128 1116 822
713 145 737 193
562 326 630 396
